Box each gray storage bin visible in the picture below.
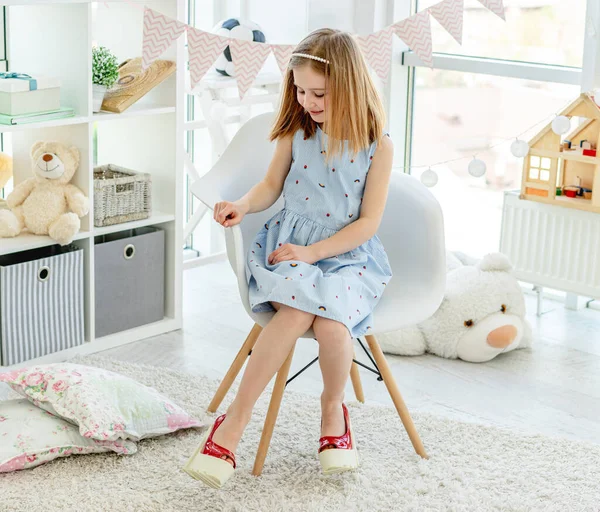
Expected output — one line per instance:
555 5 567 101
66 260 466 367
94 226 165 338
0 244 85 366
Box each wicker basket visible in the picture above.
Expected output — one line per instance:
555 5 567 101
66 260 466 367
93 164 152 227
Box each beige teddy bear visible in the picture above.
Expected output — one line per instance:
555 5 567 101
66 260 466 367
0 151 11 191
0 151 12 210
0 141 89 246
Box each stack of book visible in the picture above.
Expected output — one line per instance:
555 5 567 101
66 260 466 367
0 107 74 125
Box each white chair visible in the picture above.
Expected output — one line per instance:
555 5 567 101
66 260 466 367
191 112 446 475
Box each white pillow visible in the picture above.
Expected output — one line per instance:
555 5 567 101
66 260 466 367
0 399 136 473
0 363 202 442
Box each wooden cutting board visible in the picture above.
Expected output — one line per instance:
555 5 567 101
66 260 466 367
100 57 176 113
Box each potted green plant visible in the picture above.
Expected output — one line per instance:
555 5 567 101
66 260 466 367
92 45 120 113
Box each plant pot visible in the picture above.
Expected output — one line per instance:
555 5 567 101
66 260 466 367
92 84 108 113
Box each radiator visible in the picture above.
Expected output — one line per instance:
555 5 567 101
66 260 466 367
499 191 600 300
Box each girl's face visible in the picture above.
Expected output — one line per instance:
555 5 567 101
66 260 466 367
293 65 327 123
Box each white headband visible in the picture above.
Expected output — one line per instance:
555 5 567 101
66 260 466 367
291 53 330 65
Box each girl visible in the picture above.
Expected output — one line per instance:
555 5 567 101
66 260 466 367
184 27 393 488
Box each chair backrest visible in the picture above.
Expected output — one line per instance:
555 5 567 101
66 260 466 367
192 113 284 260
192 112 446 328
376 170 446 325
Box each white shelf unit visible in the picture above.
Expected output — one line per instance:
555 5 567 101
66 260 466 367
1 0 185 368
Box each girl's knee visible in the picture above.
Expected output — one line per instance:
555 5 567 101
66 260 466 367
313 317 351 345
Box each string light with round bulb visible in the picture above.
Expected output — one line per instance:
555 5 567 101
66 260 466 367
510 138 530 158
551 115 571 135
468 157 487 178
420 167 438 187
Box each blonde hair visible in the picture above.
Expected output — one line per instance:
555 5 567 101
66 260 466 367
269 28 386 161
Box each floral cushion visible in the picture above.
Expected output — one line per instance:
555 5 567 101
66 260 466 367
0 398 136 473
0 363 202 442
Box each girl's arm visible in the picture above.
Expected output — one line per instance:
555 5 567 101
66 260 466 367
310 135 394 261
235 135 293 215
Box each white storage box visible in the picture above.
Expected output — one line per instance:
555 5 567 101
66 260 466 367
0 73 61 116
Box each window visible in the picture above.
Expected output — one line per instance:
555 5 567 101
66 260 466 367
417 0 587 67
404 0 591 257
528 155 552 182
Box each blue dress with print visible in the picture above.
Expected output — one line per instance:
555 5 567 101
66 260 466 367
245 126 393 338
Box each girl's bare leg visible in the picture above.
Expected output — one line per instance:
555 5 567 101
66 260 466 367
211 302 315 464
312 317 354 447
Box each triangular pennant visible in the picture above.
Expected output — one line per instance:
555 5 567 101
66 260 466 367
428 0 464 45
271 44 296 76
393 11 433 68
187 27 228 90
229 39 272 100
476 0 505 20
357 26 394 82
142 7 187 71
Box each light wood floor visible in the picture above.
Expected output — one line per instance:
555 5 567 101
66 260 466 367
16 260 600 444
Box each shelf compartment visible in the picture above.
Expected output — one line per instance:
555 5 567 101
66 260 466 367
0 243 85 366
0 115 90 133
7 3 90 118
93 211 175 236
92 1 177 112
0 231 90 257
95 114 177 219
8 123 93 233
94 226 165 338
93 104 176 121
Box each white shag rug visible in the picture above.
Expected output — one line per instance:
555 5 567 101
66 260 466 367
1 355 598 512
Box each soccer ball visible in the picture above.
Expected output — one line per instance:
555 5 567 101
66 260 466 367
212 18 267 77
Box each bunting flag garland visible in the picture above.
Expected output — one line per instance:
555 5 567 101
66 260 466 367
270 44 296 76
357 26 394 81
187 27 229 89
476 0 506 21
428 0 464 45
142 7 188 70
135 1 506 99
229 38 273 99
393 11 434 68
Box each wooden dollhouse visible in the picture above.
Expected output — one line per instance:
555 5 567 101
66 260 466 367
520 92 600 213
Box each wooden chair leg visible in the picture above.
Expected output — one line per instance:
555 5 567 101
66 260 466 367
252 341 296 476
350 349 365 403
365 334 428 459
207 323 262 413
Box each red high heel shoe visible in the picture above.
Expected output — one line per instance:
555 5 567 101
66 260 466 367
318 403 359 474
183 414 236 488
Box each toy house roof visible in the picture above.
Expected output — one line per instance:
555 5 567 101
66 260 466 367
528 92 600 148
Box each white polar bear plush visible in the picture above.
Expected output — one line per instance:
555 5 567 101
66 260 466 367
0 141 89 246
377 251 533 363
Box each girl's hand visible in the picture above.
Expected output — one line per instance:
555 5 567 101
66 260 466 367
214 200 248 228
268 244 319 265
